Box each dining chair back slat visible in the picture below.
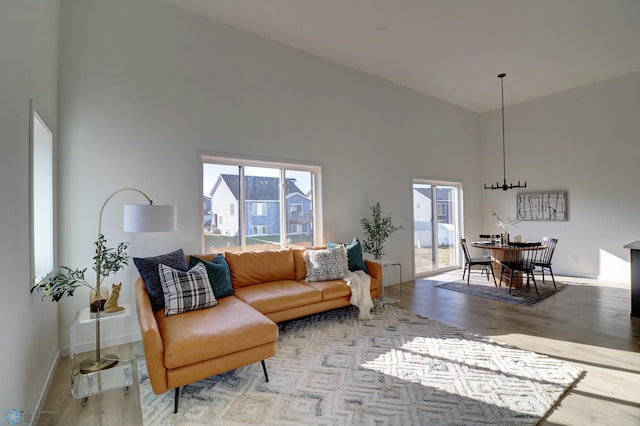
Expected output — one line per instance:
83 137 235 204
535 237 558 288
499 244 541 295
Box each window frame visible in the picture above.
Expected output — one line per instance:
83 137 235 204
30 100 56 285
200 152 323 252
412 177 463 278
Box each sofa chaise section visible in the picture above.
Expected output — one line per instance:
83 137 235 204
135 280 278 412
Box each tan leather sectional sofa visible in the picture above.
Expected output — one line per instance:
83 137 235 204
135 247 382 412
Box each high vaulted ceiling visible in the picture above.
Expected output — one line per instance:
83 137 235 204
162 0 640 113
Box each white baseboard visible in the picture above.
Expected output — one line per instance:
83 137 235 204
31 347 61 426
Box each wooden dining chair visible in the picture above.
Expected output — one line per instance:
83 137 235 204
499 243 541 295
460 238 496 285
534 237 558 288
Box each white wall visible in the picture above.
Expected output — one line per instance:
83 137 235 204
481 71 640 281
57 0 482 348
0 0 60 414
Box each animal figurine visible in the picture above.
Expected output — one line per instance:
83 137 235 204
104 283 125 313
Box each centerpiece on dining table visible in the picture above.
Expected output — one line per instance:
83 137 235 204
490 206 519 244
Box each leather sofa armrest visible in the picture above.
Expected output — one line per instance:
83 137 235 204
364 260 383 298
135 278 168 393
365 259 382 281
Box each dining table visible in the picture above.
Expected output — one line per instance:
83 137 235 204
470 241 546 288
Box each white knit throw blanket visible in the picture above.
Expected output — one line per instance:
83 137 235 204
345 270 374 320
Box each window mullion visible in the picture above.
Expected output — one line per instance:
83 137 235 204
239 165 246 251
280 169 286 248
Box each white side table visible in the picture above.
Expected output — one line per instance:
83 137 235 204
380 260 402 304
70 304 141 405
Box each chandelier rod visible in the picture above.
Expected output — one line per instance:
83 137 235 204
484 73 527 191
500 73 506 185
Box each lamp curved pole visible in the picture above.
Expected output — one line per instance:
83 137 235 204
98 187 153 236
88 187 154 372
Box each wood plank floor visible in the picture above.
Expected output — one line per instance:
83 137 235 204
39 272 640 425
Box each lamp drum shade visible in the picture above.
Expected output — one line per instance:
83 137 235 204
123 204 177 232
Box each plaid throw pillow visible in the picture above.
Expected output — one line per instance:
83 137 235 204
159 262 217 316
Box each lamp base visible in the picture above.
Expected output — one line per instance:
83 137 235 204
79 354 119 374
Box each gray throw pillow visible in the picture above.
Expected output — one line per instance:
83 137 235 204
304 245 349 282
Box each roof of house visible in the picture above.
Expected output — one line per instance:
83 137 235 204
414 187 453 201
215 174 305 201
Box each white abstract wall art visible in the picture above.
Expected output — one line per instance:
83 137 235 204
517 191 567 221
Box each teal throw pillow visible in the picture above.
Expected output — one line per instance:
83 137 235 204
327 236 368 273
188 254 234 299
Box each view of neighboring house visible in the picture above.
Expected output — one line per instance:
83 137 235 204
413 187 455 248
207 174 312 237
203 195 212 230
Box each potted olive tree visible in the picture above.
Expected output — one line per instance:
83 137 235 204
360 202 402 260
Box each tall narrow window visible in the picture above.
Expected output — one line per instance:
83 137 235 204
412 179 462 277
30 101 55 284
202 154 321 253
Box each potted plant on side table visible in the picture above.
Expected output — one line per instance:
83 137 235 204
360 202 402 261
31 234 129 372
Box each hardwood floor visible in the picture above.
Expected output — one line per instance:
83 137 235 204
40 272 640 425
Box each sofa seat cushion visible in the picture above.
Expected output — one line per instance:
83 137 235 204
156 295 278 369
303 279 351 301
225 250 295 288
233 281 322 314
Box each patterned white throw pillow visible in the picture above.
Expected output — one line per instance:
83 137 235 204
159 262 217 316
304 245 349 282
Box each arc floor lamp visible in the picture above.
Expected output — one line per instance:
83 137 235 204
81 187 176 373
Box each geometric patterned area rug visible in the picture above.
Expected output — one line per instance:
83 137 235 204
139 305 583 425
436 273 571 307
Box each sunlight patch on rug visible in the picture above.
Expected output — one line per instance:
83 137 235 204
139 305 583 425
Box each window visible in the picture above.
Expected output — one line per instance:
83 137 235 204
251 202 268 216
412 179 462 277
30 101 55 284
202 154 322 252
252 225 267 235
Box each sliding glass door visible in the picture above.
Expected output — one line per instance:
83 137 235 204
413 179 462 276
